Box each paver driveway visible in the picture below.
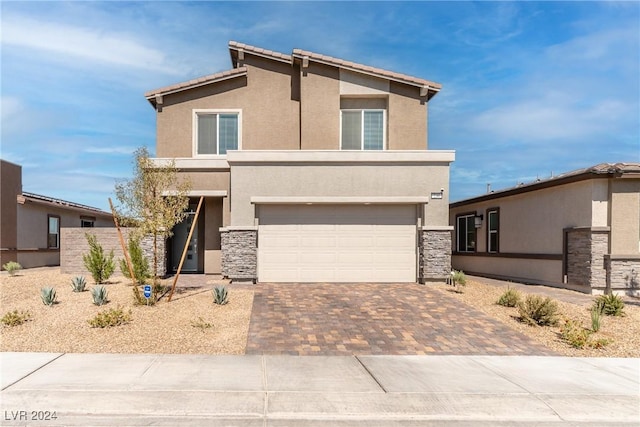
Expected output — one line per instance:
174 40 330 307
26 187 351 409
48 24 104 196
246 283 556 356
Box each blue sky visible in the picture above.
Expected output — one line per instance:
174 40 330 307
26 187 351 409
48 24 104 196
1 1 638 211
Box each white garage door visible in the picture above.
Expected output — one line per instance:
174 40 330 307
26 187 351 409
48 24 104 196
258 204 417 282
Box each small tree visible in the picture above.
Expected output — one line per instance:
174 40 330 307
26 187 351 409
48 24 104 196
83 233 115 284
119 236 151 285
114 147 190 294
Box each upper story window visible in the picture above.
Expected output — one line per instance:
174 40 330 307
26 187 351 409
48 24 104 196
341 109 385 150
81 217 95 228
456 213 476 253
193 110 241 156
487 208 499 253
48 215 60 249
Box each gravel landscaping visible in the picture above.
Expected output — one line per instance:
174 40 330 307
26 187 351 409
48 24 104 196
1 267 638 356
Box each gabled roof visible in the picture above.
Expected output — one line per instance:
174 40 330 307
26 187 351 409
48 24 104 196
451 162 640 207
18 192 112 216
145 41 441 104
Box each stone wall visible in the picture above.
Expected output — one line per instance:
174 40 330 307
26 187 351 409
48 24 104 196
566 228 608 290
606 256 640 296
419 229 451 282
60 228 165 277
220 228 257 282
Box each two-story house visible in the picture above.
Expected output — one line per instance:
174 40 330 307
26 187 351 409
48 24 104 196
144 41 455 283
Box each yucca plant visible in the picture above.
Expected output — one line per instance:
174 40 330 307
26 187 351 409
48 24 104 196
91 285 109 306
71 276 87 292
2 261 22 276
41 287 57 306
213 285 229 305
594 294 625 317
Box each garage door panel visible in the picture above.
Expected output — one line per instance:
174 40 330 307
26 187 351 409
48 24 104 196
258 204 417 283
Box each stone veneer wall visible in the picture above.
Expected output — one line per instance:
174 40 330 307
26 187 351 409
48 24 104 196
220 228 257 282
605 256 640 296
566 227 608 291
61 228 165 277
419 229 451 282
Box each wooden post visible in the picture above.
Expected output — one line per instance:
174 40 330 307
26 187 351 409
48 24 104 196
108 198 136 285
168 196 203 302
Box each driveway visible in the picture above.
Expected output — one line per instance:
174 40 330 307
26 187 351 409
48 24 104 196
246 283 556 355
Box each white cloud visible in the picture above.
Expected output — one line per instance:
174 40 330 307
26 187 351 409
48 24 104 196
1 15 183 75
84 146 136 155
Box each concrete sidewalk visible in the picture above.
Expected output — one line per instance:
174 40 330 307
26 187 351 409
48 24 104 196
2 353 638 426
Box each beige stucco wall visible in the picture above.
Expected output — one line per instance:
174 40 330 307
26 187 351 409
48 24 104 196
156 57 300 158
227 151 453 226
453 256 564 288
300 62 341 150
0 160 21 266
388 82 428 150
610 178 640 255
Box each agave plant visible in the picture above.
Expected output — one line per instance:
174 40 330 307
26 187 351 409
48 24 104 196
213 285 229 305
71 276 87 292
91 285 109 306
41 287 57 306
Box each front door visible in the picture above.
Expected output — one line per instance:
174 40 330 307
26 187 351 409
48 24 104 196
171 212 198 272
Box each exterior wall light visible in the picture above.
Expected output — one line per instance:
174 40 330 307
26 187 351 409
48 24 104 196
474 213 483 228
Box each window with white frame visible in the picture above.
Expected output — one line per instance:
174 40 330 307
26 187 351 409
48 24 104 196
341 109 385 150
456 213 476 253
48 215 60 249
193 110 240 155
487 208 499 253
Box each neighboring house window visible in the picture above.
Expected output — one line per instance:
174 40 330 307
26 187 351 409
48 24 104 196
456 213 476 252
48 215 60 249
81 218 95 228
193 110 241 155
487 208 499 253
341 109 385 150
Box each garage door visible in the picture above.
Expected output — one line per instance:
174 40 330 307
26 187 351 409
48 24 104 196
258 204 417 282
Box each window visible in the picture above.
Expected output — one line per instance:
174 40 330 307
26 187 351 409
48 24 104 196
456 213 476 253
341 110 385 150
81 218 95 228
48 215 60 249
487 208 499 253
193 110 240 155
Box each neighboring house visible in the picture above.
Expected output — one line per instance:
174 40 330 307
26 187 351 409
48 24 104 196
0 160 113 269
144 41 455 283
449 163 640 296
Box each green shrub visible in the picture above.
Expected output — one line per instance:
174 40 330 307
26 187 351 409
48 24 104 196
213 285 229 305
119 237 150 285
590 306 602 332
82 233 115 284
594 294 625 317
560 318 609 349
450 270 467 293
91 285 109 306
41 287 57 306
496 287 521 307
71 276 87 292
88 306 132 328
517 294 559 326
2 261 22 276
1 309 31 326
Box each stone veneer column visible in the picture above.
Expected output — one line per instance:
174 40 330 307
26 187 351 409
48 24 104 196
220 227 257 282
419 228 452 283
605 256 640 296
566 227 609 292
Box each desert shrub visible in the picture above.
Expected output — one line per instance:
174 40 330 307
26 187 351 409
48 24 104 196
496 287 521 307
517 294 559 326
91 285 109 306
119 237 150 285
41 287 57 306
88 306 132 328
2 261 22 276
213 285 229 305
191 317 213 330
71 276 87 292
590 306 602 332
594 294 625 317
83 233 115 284
450 270 467 293
560 318 609 349
1 309 31 326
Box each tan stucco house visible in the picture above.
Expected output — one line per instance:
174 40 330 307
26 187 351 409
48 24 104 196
450 163 640 296
1 159 113 269
145 41 455 283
